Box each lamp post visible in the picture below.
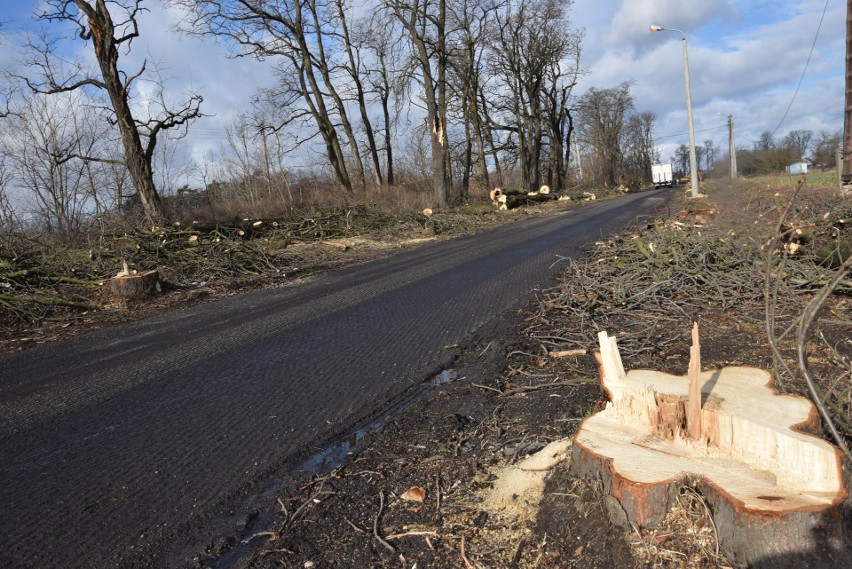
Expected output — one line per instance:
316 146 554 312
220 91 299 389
651 25 699 198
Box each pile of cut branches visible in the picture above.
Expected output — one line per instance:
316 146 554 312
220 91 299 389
0 251 102 326
529 222 773 360
0 204 515 341
522 181 851 451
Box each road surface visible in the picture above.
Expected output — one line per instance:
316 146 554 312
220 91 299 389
0 190 670 568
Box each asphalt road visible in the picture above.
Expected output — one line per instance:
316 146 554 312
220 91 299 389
0 190 670 568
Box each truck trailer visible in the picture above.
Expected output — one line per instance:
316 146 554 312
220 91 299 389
651 163 674 188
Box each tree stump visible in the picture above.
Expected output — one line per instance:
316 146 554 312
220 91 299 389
571 329 849 568
109 269 160 299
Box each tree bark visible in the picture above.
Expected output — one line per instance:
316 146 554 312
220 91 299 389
109 269 160 299
843 0 852 183
308 1 365 189
389 0 450 207
78 0 165 223
336 0 383 189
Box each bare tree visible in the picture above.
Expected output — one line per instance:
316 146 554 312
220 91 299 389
0 153 18 246
577 82 633 187
672 144 690 177
175 0 366 193
358 13 407 188
812 130 842 168
753 130 775 152
782 129 813 160
484 0 583 193
23 0 203 224
4 91 105 235
333 0 384 189
386 0 452 206
622 111 656 186
703 139 717 171
446 0 498 198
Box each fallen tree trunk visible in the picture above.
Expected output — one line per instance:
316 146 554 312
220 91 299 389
490 187 556 210
571 328 849 568
504 193 554 209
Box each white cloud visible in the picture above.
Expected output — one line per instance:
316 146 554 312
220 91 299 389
570 0 844 160
606 0 736 47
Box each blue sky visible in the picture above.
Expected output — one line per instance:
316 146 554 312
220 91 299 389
1 0 846 175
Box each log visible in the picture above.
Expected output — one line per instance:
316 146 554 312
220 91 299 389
571 329 849 568
320 240 348 251
109 270 160 299
504 193 554 209
491 187 556 209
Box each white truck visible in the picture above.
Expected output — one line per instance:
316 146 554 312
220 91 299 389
651 163 674 188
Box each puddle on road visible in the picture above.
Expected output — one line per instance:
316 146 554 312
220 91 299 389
292 368 461 478
212 368 462 569
431 368 459 386
293 424 374 477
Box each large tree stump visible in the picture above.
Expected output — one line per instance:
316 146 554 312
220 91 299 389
571 328 849 568
109 269 160 299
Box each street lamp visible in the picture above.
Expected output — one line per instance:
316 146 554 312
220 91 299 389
650 25 700 198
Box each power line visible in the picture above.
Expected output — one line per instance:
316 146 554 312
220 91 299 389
765 0 831 139
655 124 727 141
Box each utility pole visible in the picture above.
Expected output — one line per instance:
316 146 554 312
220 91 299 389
843 0 852 191
681 34 700 197
728 115 738 181
650 26 700 197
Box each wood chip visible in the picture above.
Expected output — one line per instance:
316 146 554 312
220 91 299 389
400 486 427 502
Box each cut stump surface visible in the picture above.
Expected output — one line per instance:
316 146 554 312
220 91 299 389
571 329 849 568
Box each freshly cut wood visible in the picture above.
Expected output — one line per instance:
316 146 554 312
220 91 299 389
320 240 348 251
571 329 848 568
687 322 702 440
548 348 587 358
109 269 160 299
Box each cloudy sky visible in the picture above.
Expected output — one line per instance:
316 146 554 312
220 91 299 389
2 0 846 176
571 0 845 161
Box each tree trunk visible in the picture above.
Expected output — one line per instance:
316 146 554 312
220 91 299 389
83 0 164 224
342 20 384 190
843 0 852 184
308 4 365 190
109 269 160 299
293 51 353 194
391 0 449 207
376 49 395 187
381 88 395 187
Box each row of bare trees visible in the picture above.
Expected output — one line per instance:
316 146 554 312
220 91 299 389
171 0 588 207
0 0 660 235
